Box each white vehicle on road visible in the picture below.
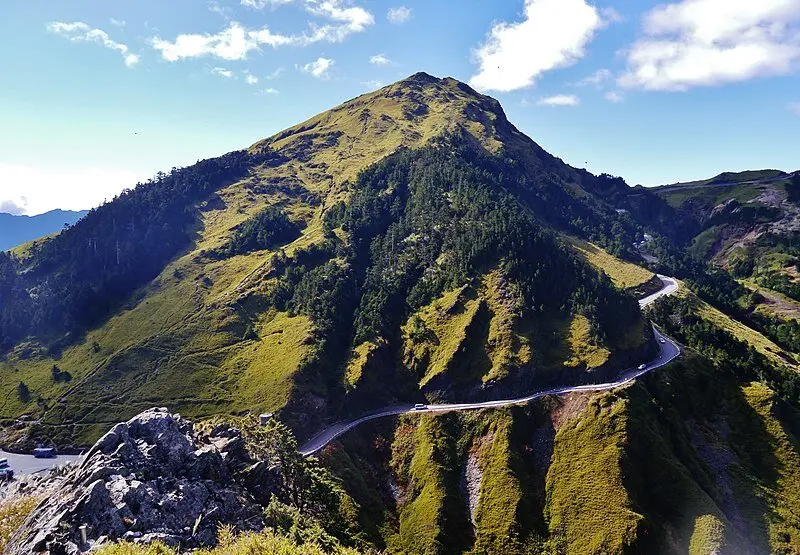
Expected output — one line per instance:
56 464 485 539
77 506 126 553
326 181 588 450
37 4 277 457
413 403 427 411
638 364 647 371
659 338 666 344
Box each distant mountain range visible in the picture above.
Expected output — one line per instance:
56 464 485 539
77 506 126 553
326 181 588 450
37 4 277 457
0 209 88 252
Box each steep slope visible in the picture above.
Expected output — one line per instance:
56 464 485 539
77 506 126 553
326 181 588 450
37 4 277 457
0 73 662 447
320 353 800 555
0 209 88 252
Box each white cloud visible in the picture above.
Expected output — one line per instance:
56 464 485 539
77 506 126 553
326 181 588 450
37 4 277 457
242 0 294 8
303 1 374 43
48 21 140 67
212 67 234 78
789 102 800 115
259 87 280 94
387 6 412 24
619 0 800 91
578 68 612 86
605 90 624 102
0 164 147 216
152 23 294 61
244 71 259 84
209 1 233 18
110 18 126 27
265 67 284 79
537 94 580 106
153 2 374 61
469 0 610 92
369 53 391 65
362 79 384 89
299 57 334 78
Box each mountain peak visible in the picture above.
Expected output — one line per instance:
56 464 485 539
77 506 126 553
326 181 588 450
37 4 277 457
251 72 529 191
398 71 442 86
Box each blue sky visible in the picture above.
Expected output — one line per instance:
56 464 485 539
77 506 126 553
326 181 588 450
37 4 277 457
1 0 799 215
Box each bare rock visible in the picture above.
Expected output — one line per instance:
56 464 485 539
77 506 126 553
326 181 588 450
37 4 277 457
6 408 263 554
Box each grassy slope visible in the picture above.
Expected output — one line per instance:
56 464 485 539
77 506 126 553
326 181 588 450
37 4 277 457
741 279 800 321
389 414 469 555
659 169 786 190
566 236 655 290
674 284 800 369
545 392 642 553
471 410 528 554
400 268 639 392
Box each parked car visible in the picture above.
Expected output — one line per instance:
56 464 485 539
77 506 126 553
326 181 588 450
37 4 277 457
0 467 14 480
638 364 647 371
413 403 427 411
0 458 8 468
659 338 666 344
32 447 57 458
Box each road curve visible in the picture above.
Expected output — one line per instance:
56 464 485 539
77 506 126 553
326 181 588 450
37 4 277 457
300 276 681 456
639 275 678 309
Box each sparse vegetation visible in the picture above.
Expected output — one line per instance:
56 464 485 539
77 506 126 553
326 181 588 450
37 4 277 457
0 496 41 551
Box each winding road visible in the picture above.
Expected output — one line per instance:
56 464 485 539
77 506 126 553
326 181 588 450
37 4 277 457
299 274 681 456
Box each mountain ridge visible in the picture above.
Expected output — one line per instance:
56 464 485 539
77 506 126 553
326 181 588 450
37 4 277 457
0 209 88 252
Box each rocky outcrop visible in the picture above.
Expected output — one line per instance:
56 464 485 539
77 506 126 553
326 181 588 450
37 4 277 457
6 408 267 554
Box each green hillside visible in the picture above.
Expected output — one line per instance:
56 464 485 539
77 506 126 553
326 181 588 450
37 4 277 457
0 73 657 447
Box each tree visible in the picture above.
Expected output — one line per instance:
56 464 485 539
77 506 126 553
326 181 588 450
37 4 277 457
788 172 800 203
17 382 30 403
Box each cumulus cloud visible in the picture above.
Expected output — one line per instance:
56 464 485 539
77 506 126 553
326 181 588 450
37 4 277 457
152 22 293 61
299 57 334 78
578 68 612 86
387 6 412 24
153 1 373 61
212 67 234 78
469 0 610 92
369 53 391 65
244 71 259 84
302 1 374 43
0 164 147 216
537 94 580 106
48 21 140 67
619 0 800 91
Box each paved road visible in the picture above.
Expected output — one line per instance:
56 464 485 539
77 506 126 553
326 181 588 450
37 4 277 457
300 277 682 456
0 449 82 476
639 275 679 309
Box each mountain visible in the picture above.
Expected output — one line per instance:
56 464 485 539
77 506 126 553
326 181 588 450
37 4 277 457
0 74 799 554
0 73 663 443
0 209 88 252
